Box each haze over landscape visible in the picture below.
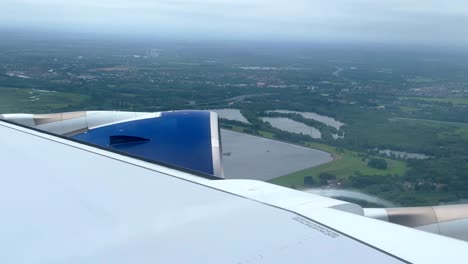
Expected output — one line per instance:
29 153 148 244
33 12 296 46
2 0 468 45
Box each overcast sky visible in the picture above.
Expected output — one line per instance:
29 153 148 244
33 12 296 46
2 0 468 44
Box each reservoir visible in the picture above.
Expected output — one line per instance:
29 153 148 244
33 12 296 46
221 129 332 180
268 110 345 130
261 117 322 139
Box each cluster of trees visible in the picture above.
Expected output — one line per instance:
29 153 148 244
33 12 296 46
367 158 387 170
304 173 337 187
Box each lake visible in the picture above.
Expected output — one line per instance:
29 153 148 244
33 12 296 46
268 110 345 130
210 109 250 124
221 129 332 181
261 117 322 139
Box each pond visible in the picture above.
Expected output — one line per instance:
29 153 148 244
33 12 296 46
268 110 345 130
261 117 322 139
377 149 431 160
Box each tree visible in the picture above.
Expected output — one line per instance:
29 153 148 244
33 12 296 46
368 158 388 170
319 172 337 185
304 176 315 186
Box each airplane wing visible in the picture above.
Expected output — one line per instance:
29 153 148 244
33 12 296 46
1 117 468 263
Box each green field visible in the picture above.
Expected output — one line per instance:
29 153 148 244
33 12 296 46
0 87 88 113
452 127 468 140
221 121 408 189
269 147 407 188
399 96 468 105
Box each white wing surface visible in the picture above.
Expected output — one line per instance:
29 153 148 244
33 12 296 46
1 119 468 263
